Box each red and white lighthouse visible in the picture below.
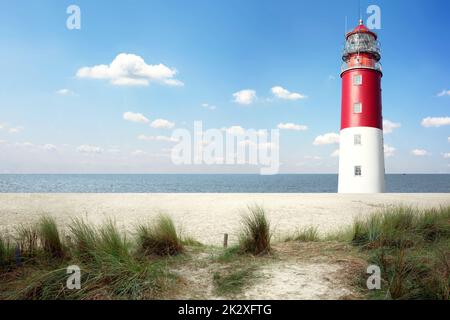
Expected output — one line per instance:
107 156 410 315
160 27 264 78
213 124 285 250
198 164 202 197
338 20 385 193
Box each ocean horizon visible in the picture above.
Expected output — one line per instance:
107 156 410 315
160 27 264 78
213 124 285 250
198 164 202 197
0 174 448 193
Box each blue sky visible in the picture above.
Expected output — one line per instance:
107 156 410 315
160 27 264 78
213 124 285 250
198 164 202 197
0 0 449 173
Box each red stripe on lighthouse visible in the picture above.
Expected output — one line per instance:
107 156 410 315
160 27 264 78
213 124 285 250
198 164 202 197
341 68 383 130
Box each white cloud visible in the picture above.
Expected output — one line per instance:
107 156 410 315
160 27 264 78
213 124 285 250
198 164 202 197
137 134 179 142
42 144 57 152
448 137 450 143
107 148 121 154
443 153 450 159
222 125 246 135
201 103 216 111
383 120 401 134
271 86 307 100
437 89 450 97
313 132 340 145
421 117 450 128
232 89 257 105
304 155 322 160
15 142 34 148
56 89 75 96
132 149 147 156
411 149 430 156
277 122 308 131
150 119 175 129
76 53 183 87
77 145 104 154
123 111 150 124
8 126 24 134
384 144 396 158
330 149 340 157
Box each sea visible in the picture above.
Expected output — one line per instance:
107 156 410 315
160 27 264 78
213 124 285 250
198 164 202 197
0 174 448 193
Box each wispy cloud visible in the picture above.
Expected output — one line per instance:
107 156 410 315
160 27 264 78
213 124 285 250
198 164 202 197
437 89 450 97
56 88 76 96
77 145 104 154
313 132 340 145
42 144 57 152
8 126 24 134
137 134 179 142
384 144 396 157
150 119 175 129
421 117 450 127
76 53 183 87
123 111 150 124
271 86 307 100
383 119 401 134
201 103 217 111
411 149 430 156
330 149 339 157
277 122 308 131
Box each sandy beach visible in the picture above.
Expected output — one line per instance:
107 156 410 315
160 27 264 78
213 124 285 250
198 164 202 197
0 193 449 245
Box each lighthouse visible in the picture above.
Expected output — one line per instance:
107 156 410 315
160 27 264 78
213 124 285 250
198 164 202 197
338 20 385 193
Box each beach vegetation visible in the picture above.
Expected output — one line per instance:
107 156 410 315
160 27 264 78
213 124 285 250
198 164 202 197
348 206 450 300
136 214 184 257
239 206 272 255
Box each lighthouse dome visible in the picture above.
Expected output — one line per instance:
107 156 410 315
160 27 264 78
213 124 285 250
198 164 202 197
343 20 381 62
346 19 378 40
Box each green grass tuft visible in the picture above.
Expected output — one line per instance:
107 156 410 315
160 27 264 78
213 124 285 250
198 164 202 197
68 218 98 262
0 235 15 270
285 226 319 242
38 216 65 259
350 206 450 300
136 214 184 257
239 206 271 255
15 224 39 259
213 266 256 295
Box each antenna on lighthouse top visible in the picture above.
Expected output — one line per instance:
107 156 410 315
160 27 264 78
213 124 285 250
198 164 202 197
345 16 348 34
358 0 362 22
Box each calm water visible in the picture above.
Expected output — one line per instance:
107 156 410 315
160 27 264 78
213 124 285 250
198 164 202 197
0 174 448 193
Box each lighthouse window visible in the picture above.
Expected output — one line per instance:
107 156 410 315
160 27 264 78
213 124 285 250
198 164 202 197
353 102 362 114
353 74 362 86
354 134 362 145
354 166 362 176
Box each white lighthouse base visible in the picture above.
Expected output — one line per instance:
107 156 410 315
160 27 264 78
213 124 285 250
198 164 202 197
338 127 385 193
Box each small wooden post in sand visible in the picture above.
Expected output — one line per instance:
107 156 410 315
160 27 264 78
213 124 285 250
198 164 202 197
223 233 228 248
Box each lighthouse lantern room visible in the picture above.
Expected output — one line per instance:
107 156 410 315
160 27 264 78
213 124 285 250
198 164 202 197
338 20 385 193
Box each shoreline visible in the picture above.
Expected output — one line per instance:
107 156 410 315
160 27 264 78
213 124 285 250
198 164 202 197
1 193 449 245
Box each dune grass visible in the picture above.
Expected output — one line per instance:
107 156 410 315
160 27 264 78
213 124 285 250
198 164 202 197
0 235 15 270
38 216 65 259
15 225 39 259
0 215 187 299
1 206 449 300
136 214 184 257
213 266 257 296
285 226 320 242
239 206 272 255
347 206 450 300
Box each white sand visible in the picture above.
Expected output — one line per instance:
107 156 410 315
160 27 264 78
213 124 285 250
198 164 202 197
0 193 449 245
